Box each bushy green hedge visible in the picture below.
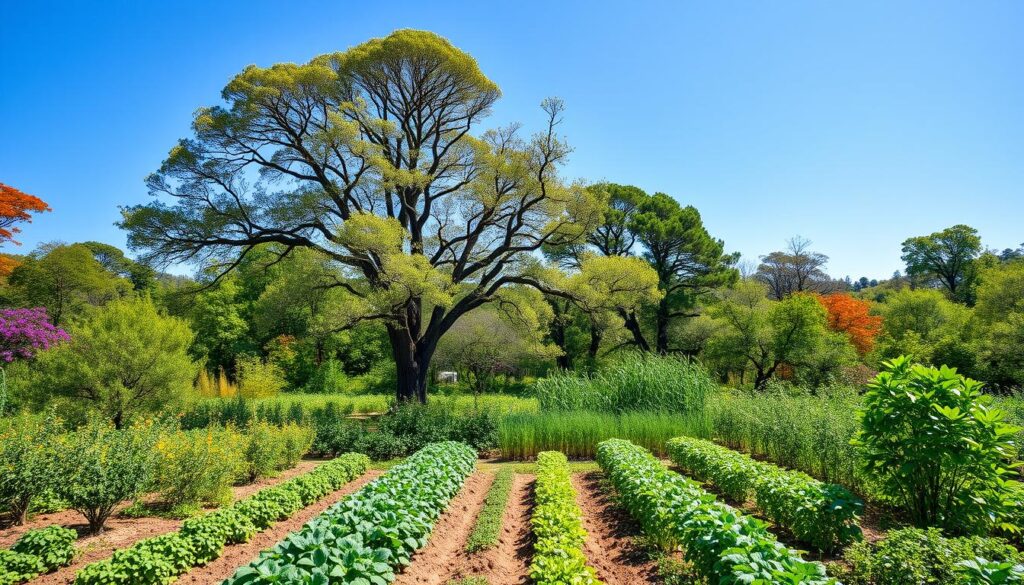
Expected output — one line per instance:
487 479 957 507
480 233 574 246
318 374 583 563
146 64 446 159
0 526 77 585
73 453 369 585
666 436 862 552
223 441 476 585
529 451 601 585
840 527 1024 585
596 438 836 585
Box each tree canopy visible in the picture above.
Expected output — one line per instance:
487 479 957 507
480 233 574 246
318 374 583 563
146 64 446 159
121 29 609 401
901 224 982 303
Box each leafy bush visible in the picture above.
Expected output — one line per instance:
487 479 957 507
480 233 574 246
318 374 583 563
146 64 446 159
666 436 862 552
236 356 286 398
72 452 369 585
56 421 159 534
223 442 475 585
465 467 514 553
853 356 1019 533
153 427 242 508
529 452 601 585
841 527 1023 585
596 438 836 585
10 525 77 572
0 414 62 525
239 422 314 483
0 550 44 585
535 353 714 414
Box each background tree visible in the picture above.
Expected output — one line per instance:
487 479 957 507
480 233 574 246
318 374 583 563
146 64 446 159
82 241 157 292
816 293 882 356
872 288 975 372
971 260 1024 389
120 30 607 402
706 280 835 388
901 224 982 303
6 243 127 325
32 297 196 428
756 236 833 299
0 183 50 246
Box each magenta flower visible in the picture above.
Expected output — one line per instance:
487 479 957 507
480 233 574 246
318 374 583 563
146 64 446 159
0 307 70 362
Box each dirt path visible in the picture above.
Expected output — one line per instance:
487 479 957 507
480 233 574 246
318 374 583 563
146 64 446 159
392 471 494 585
459 473 534 585
572 471 658 585
1 459 329 548
176 470 381 585
28 469 380 585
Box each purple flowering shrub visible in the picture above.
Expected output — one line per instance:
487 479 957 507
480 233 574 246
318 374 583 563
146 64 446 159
0 307 69 362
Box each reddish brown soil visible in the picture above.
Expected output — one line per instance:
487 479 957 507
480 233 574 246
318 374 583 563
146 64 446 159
24 467 378 585
465 473 534 585
176 470 381 585
1 459 328 547
392 471 495 585
572 472 658 584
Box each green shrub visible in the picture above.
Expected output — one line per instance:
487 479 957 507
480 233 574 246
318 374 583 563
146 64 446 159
529 452 601 585
153 427 242 508
535 353 714 414
841 527 1023 585
465 467 515 553
0 414 62 525
0 550 45 585
853 356 1019 533
56 421 159 534
276 423 314 468
236 356 286 398
11 525 77 572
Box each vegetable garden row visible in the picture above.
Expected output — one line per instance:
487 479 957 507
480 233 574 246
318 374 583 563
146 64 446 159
5 435 1024 585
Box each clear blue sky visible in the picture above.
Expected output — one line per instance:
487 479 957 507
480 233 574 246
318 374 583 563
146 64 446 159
2 0 1021 280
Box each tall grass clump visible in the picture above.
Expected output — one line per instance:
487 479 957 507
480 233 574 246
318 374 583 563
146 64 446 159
536 353 715 414
499 411 698 460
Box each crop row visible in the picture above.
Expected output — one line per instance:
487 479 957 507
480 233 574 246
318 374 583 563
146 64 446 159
666 436 863 552
0 525 77 585
596 439 837 585
72 453 370 585
224 441 477 585
529 451 602 585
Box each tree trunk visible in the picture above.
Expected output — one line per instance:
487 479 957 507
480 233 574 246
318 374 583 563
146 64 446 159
619 309 651 352
655 300 670 354
588 324 602 360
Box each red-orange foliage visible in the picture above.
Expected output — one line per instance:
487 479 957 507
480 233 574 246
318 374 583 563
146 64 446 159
0 256 20 278
0 183 50 245
816 293 882 355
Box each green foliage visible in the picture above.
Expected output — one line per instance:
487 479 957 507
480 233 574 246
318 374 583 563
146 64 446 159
873 288 975 371
666 436 863 552
596 439 836 584
239 421 312 483
188 279 252 376
465 467 515 553
72 452 369 585
0 550 44 585
153 427 243 508
499 410 694 460
222 442 475 585
692 385 867 492
33 297 196 428
10 525 77 572
0 413 62 525
973 260 1024 390
536 353 714 413
841 527 1022 585
55 421 159 534
853 356 1020 533
529 451 602 585
901 224 982 302
236 355 286 398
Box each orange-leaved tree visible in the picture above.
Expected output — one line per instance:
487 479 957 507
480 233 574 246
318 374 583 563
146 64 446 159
816 292 882 355
0 183 50 246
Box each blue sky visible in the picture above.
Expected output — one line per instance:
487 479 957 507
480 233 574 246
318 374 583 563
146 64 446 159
1 0 1021 280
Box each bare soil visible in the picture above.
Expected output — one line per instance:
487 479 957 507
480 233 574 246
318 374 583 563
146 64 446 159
392 471 495 585
572 471 659 585
22 466 378 585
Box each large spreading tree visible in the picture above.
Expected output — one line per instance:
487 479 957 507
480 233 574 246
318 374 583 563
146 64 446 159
121 30 608 402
